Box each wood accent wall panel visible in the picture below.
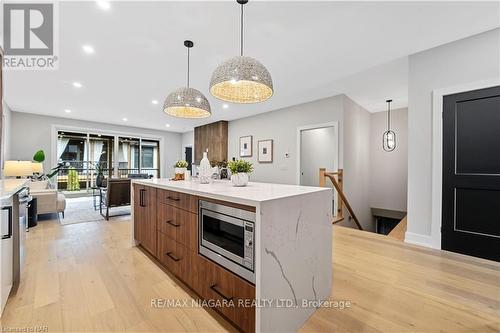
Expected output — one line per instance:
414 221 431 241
194 121 228 164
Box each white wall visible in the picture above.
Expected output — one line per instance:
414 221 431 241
342 96 373 230
227 94 376 230
228 95 344 185
1 102 13 172
407 28 500 246
369 108 408 212
182 131 194 148
8 111 183 178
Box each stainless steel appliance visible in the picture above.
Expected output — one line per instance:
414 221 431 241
13 188 30 289
199 200 255 283
0 187 29 316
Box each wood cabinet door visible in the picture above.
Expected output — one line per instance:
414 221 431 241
141 186 157 255
133 185 143 243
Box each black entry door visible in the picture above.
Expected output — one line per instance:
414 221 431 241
185 147 193 171
442 86 500 262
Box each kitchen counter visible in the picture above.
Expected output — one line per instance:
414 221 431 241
132 179 333 332
132 178 330 205
0 179 29 200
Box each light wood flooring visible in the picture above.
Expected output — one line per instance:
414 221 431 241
0 216 499 332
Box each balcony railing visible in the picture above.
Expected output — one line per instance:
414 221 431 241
57 161 159 190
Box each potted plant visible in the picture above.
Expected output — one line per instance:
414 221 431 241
94 162 105 187
227 159 253 187
174 160 189 180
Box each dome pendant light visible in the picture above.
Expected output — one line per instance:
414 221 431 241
383 99 396 152
209 0 273 104
164 40 211 119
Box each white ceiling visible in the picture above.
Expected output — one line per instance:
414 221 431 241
3 1 499 132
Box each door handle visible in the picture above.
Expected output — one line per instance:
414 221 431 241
166 196 180 202
166 252 180 262
210 284 233 301
140 189 146 207
166 220 180 227
1 207 12 239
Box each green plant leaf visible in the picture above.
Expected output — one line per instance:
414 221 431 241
33 150 45 162
227 159 253 174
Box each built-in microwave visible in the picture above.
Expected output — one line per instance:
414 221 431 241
199 200 255 284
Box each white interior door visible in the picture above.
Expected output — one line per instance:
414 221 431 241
300 126 337 186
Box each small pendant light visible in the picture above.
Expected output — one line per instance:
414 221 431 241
383 99 396 152
164 40 211 119
209 0 273 104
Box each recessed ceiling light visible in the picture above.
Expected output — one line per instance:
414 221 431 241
72 81 82 88
165 124 171 128
82 45 95 54
64 109 71 113
122 117 128 122
222 104 229 109
152 100 159 105
96 1 111 10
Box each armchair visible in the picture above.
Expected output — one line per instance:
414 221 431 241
29 181 66 218
100 178 131 220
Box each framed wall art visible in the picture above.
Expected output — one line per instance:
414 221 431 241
239 135 253 157
258 139 273 163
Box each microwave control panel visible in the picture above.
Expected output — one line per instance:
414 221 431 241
243 221 254 270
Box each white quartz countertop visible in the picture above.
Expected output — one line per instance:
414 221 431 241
0 179 29 200
133 178 331 205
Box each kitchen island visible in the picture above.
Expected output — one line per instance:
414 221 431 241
132 179 332 333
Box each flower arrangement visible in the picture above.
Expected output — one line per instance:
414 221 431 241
175 160 189 168
174 160 189 180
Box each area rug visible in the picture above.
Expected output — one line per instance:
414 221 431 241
60 196 130 225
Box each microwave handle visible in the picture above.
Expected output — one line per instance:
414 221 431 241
1 207 13 239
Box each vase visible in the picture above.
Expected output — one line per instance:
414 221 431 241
199 152 211 184
96 172 104 187
231 172 249 187
174 167 187 180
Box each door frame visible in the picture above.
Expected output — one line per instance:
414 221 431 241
296 121 339 215
430 78 500 249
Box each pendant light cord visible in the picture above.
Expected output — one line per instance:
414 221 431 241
240 2 244 56
387 100 391 131
187 46 190 88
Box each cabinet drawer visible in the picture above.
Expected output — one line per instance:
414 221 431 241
157 203 198 251
197 255 256 332
157 232 179 275
198 255 236 322
157 232 192 284
157 189 198 214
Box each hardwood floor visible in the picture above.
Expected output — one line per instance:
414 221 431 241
1 217 498 332
301 226 500 333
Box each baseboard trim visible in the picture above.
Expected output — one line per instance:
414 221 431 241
404 232 434 249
